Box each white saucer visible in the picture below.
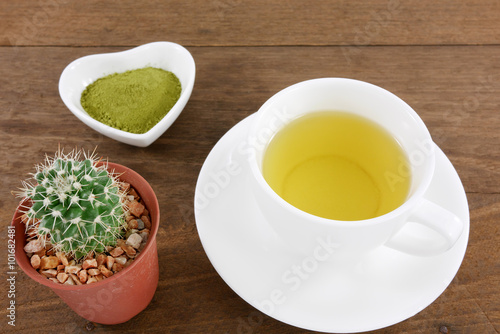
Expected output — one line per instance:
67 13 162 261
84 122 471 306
194 114 469 333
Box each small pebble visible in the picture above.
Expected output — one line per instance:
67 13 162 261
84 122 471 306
70 273 82 285
30 254 41 269
126 233 142 249
136 219 145 230
87 277 98 284
24 239 44 253
84 251 95 260
109 247 124 258
129 188 139 199
112 263 124 272
82 259 98 270
87 268 101 276
121 243 136 258
140 231 149 242
141 215 151 229
64 276 75 285
106 256 115 271
57 273 69 283
35 248 46 258
96 254 107 267
129 200 145 217
56 252 69 266
78 269 88 283
65 265 81 275
128 219 139 230
99 265 113 278
125 229 138 238
41 269 57 278
40 256 60 270
114 256 127 265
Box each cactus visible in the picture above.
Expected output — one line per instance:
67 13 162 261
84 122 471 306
16 148 127 260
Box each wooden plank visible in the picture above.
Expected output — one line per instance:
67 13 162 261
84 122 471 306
1 0 500 47
0 45 498 195
0 45 498 333
2 189 498 334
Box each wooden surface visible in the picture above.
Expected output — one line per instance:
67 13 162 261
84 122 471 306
0 1 499 333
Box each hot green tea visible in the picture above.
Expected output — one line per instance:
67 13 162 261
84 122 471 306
262 111 411 221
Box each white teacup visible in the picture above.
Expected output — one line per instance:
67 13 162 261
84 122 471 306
247 78 464 256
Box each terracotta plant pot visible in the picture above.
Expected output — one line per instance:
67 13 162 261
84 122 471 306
11 162 159 325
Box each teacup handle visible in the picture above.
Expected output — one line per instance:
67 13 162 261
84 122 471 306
385 198 464 256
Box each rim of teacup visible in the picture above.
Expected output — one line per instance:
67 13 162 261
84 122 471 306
248 77 436 227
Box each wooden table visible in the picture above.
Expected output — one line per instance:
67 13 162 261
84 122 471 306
1 1 499 333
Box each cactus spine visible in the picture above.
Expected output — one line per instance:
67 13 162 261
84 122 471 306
17 148 127 260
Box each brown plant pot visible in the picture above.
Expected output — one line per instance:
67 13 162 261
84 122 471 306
11 162 160 325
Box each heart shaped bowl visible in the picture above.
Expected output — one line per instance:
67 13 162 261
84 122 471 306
59 41 196 147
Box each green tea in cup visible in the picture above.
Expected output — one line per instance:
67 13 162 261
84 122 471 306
262 111 411 221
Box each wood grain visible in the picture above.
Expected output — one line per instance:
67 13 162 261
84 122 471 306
1 0 500 47
1 45 498 194
0 1 499 333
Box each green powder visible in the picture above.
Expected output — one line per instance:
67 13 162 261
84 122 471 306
81 67 182 134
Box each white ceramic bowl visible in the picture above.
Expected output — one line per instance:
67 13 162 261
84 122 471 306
59 41 196 147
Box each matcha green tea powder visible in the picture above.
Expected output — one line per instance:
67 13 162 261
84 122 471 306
81 67 182 134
